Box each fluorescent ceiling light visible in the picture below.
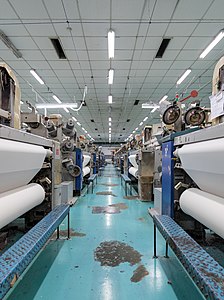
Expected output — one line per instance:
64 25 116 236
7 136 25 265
63 108 69 113
108 95 113 104
88 134 91 137
77 122 81 126
53 95 61 103
108 30 115 59
132 130 136 134
142 103 160 109
160 95 168 102
109 122 111 126
135 127 138 131
30 70 44 85
109 117 112 122
109 127 111 131
151 107 158 113
72 116 77 122
176 69 191 85
139 122 143 126
20 100 24 104
143 116 148 122
36 103 78 109
108 69 114 84
0 30 22 58
200 31 224 59
82 127 85 131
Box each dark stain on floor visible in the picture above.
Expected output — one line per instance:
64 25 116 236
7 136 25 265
100 183 118 187
96 191 117 197
131 265 149 282
123 195 139 200
110 203 128 210
94 241 142 267
51 229 86 238
92 206 121 214
92 203 128 214
137 217 145 222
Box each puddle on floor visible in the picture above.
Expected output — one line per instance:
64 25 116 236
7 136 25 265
100 183 118 187
123 195 139 200
94 241 142 267
92 206 121 214
131 265 149 282
92 203 128 214
51 229 86 238
96 191 117 197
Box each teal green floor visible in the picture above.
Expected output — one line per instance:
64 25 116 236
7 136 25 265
6 165 203 300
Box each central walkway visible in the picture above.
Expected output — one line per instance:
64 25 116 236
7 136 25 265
7 164 203 300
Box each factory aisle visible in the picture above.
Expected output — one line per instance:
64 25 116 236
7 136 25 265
7 165 203 300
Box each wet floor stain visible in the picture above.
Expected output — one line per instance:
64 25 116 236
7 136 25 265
123 195 139 200
137 217 145 222
94 241 142 267
51 229 86 238
92 206 120 214
110 203 128 210
131 265 149 282
96 191 117 197
100 183 118 187
92 203 128 214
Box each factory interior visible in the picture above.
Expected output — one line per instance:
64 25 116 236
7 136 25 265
1 0 224 299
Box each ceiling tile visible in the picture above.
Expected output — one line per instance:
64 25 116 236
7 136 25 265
173 0 212 19
10 0 49 19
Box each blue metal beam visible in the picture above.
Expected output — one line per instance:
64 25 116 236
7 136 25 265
0 204 70 300
153 215 224 300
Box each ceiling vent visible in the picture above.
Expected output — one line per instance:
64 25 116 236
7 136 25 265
155 38 171 58
50 38 66 59
127 119 130 122
134 100 139 105
91 119 94 122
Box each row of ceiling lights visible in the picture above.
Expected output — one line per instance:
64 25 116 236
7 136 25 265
108 30 115 143
125 30 224 141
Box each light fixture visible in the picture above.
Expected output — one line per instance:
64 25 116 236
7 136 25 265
108 95 113 104
53 95 61 103
36 103 78 109
143 116 148 122
109 127 111 131
0 29 22 58
109 117 112 122
135 127 138 131
132 130 136 134
151 107 158 113
160 95 168 102
108 69 114 84
30 70 44 85
64 107 69 113
200 30 224 59
176 69 191 85
72 116 77 122
77 122 81 126
139 122 143 126
109 122 111 126
82 127 85 131
108 30 115 59
20 100 24 104
142 103 160 109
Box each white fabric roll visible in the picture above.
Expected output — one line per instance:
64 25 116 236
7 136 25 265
129 167 139 179
0 183 45 230
180 188 224 239
129 154 138 168
176 138 224 198
83 154 91 167
0 138 47 193
83 166 90 177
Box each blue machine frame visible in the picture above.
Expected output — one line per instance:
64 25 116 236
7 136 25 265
162 140 174 217
92 153 97 174
75 148 82 195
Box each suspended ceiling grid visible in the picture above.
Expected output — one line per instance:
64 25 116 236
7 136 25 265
0 0 224 142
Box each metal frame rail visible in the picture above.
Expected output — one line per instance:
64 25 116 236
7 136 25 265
87 174 98 193
153 214 224 300
121 174 132 196
0 204 70 300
